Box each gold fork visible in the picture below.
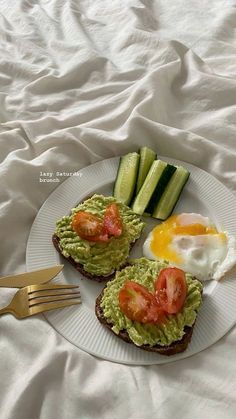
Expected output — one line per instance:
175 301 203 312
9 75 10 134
0 283 81 318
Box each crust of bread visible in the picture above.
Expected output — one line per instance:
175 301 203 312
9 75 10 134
52 233 136 282
95 290 195 355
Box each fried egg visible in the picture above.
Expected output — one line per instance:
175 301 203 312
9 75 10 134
143 213 236 281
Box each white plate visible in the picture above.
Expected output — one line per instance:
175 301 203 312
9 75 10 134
26 156 236 365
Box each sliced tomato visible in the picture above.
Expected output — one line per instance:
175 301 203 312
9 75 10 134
119 281 166 324
104 203 123 237
78 231 109 242
154 267 187 314
71 211 109 242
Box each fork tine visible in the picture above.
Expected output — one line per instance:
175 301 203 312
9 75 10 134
29 293 81 307
28 284 79 293
29 288 81 300
29 299 81 316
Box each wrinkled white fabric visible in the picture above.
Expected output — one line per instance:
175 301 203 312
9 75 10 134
0 1 236 418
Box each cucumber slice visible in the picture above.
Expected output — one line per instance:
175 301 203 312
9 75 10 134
135 147 156 194
113 152 140 205
132 160 167 215
145 164 177 214
152 166 190 220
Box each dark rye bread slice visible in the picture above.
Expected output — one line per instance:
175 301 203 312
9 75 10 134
52 233 137 282
95 290 195 356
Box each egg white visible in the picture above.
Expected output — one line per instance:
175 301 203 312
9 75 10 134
143 213 236 282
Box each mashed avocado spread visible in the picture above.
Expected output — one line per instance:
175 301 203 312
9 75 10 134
55 194 145 275
101 258 203 347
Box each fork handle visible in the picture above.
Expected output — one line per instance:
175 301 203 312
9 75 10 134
0 306 13 316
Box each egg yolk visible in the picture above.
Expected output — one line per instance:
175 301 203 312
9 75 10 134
150 214 225 264
173 224 217 236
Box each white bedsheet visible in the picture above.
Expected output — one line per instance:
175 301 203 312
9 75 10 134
1 1 236 418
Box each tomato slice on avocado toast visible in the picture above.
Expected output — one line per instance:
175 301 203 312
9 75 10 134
72 203 122 242
71 212 109 242
104 203 123 237
119 281 166 324
154 267 187 314
118 269 187 324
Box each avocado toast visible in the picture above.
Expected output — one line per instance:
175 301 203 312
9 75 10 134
95 258 203 355
53 194 144 281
